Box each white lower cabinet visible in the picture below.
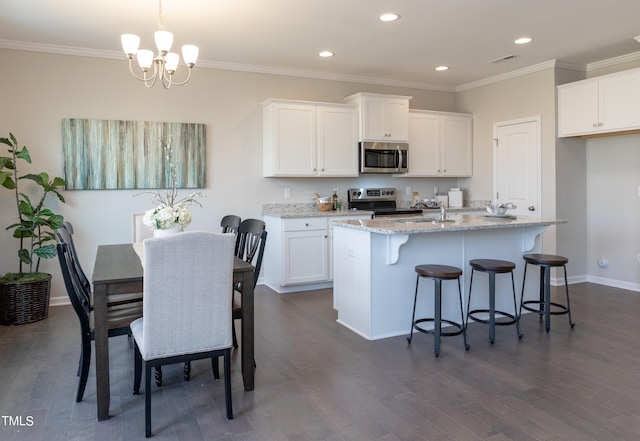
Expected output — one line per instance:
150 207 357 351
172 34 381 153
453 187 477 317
282 218 330 285
264 214 371 293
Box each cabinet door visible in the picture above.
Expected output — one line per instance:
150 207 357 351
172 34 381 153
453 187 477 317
441 114 472 176
264 102 316 176
386 99 410 142
599 70 640 133
408 112 440 176
558 80 600 137
361 97 389 140
316 105 358 177
283 230 329 284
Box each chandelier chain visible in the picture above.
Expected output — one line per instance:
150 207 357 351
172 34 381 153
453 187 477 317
158 0 166 31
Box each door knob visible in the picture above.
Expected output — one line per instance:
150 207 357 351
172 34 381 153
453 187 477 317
528 206 535 211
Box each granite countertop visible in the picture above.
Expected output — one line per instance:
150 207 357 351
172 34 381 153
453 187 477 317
262 203 373 218
262 203 484 218
332 214 568 235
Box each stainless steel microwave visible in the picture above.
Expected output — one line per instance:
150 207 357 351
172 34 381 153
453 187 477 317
360 141 409 173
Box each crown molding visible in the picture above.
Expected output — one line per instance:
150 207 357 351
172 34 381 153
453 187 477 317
456 60 559 92
2 39 639 93
0 39 456 93
586 50 640 71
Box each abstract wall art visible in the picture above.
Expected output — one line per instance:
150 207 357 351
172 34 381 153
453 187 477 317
62 119 206 190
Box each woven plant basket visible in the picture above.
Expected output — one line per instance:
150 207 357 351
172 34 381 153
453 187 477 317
0 274 52 325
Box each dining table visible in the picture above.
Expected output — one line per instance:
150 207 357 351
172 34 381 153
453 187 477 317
91 243 255 421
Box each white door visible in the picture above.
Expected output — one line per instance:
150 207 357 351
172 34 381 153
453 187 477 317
493 117 541 218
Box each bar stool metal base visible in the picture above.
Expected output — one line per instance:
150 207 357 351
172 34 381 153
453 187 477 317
520 253 575 332
407 264 469 358
466 259 522 344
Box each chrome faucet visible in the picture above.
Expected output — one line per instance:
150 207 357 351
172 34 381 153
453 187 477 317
440 203 447 221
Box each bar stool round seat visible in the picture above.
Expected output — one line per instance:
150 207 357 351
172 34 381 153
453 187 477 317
407 264 469 357
467 259 522 344
520 253 574 332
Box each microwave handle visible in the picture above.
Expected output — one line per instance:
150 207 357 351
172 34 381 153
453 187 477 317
395 146 402 172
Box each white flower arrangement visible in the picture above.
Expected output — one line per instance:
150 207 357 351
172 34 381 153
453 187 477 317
137 137 204 231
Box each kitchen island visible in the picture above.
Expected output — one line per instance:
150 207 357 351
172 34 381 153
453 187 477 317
332 214 567 340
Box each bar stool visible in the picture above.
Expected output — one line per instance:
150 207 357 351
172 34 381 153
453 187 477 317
466 259 522 344
407 264 469 357
520 253 575 332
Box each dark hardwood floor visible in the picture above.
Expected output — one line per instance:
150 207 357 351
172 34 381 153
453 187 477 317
1 282 639 440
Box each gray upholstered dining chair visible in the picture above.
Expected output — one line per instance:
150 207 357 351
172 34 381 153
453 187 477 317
131 231 235 437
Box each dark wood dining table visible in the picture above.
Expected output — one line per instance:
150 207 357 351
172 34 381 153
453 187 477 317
91 243 255 421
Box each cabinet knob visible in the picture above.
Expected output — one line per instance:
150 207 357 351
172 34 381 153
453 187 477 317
593 123 598 128
598 122 603 126
528 205 536 211
305 223 309 226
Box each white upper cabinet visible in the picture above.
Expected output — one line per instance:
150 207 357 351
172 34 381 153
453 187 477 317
407 110 473 177
558 68 640 137
263 99 358 177
316 105 359 176
345 92 412 142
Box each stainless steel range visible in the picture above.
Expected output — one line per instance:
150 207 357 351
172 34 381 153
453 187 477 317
347 188 423 217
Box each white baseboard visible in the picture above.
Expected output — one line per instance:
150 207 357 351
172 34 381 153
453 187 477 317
50 295 69 307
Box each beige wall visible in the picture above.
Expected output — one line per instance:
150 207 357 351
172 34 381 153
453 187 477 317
456 69 567 260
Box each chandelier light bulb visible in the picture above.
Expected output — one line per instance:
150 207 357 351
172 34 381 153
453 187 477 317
136 49 155 71
182 45 199 67
164 52 180 74
154 30 174 54
121 34 141 58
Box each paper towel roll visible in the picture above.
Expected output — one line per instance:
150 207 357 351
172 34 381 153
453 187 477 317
448 189 463 208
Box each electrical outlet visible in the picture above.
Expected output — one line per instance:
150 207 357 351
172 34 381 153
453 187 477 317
405 186 412 195
284 187 291 198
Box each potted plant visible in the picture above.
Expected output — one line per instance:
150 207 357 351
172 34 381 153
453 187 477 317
0 133 65 325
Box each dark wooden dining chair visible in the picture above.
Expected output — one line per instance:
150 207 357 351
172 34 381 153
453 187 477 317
232 219 267 349
55 223 143 402
131 231 235 437
182 217 264 381
221 215 241 234
56 241 143 402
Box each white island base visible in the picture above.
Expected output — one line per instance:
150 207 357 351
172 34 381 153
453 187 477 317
332 216 559 340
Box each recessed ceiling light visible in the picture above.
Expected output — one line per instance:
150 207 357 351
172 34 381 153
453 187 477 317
514 37 533 45
318 51 334 58
435 66 449 71
378 13 400 22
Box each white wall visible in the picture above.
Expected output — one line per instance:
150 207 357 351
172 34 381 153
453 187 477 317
0 48 462 303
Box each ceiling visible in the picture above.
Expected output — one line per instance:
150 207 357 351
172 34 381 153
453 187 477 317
2 0 640 90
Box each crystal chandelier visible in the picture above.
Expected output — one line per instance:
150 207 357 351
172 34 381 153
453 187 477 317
121 0 199 89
